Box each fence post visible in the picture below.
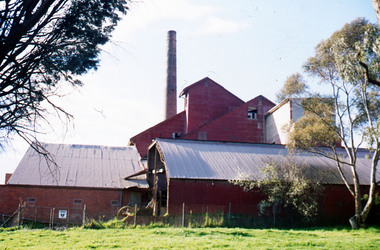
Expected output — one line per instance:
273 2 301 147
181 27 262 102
182 203 185 227
228 202 231 220
273 204 276 227
134 204 137 227
82 204 86 226
52 208 55 228
34 207 37 226
17 204 21 228
49 208 51 228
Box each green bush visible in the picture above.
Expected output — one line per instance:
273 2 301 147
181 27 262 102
203 213 224 227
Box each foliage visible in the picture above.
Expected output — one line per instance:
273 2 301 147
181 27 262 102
362 192 380 206
0 0 128 151
276 73 309 102
0 227 379 249
202 212 224 227
288 18 380 228
289 97 340 149
231 158 324 219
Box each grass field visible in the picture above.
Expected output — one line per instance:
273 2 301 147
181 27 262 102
0 226 379 249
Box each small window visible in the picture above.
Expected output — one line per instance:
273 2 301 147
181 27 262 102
197 131 208 141
73 199 82 205
111 200 120 206
27 197 36 203
248 107 257 120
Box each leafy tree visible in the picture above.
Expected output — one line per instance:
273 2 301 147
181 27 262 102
287 18 380 228
276 73 308 102
290 97 340 148
231 157 324 219
0 0 128 152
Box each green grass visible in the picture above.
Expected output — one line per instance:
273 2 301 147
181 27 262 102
0 226 379 249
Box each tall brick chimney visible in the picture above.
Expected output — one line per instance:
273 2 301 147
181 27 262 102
165 30 177 119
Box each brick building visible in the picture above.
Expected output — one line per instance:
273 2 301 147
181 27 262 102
147 138 380 223
2 30 377 226
0 144 148 225
129 77 276 158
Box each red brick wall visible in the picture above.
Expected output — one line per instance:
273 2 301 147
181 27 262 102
168 180 380 223
184 78 244 133
168 179 263 215
0 185 130 224
130 78 276 157
5 174 12 184
184 95 275 143
130 112 186 157
320 185 380 218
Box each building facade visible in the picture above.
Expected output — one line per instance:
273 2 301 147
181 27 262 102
0 144 149 225
147 138 380 223
129 77 276 158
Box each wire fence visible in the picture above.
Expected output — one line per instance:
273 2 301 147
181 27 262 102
2 202 376 228
0 204 120 228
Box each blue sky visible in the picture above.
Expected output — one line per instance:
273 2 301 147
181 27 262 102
0 0 377 183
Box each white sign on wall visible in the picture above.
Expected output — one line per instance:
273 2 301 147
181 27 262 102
58 210 67 219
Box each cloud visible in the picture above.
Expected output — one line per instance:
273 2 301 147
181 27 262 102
114 0 248 37
194 16 249 35
117 0 217 35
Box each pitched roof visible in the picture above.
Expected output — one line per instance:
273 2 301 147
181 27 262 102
179 77 243 103
154 138 379 185
8 143 148 189
246 95 277 107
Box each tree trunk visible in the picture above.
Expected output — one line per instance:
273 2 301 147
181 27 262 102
351 166 363 213
349 215 360 229
358 148 380 227
373 0 380 27
350 164 365 229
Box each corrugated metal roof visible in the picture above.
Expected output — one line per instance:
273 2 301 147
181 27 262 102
8 143 149 189
155 138 379 185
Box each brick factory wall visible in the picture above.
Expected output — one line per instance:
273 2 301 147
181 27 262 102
0 185 129 224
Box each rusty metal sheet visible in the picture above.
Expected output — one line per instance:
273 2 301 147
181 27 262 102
8 143 148 189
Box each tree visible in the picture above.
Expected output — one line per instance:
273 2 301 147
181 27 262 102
287 18 380 228
276 73 308 103
0 0 128 153
373 0 380 27
231 157 324 220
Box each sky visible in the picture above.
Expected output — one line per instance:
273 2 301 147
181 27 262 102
0 0 377 183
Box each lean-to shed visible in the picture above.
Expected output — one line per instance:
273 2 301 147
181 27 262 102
147 138 380 220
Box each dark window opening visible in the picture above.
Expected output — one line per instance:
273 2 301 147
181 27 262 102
73 199 82 205
27 197 36 203
111 200 120 206
248 107 257 120
197 131 208 140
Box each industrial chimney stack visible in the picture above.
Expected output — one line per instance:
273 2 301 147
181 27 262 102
165 30 177 119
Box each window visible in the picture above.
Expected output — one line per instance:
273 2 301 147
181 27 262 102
197 131 207 140
27 197 36 203
73 199 82 205
172 132 181 138
248 107 257 120
111 200 120 206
